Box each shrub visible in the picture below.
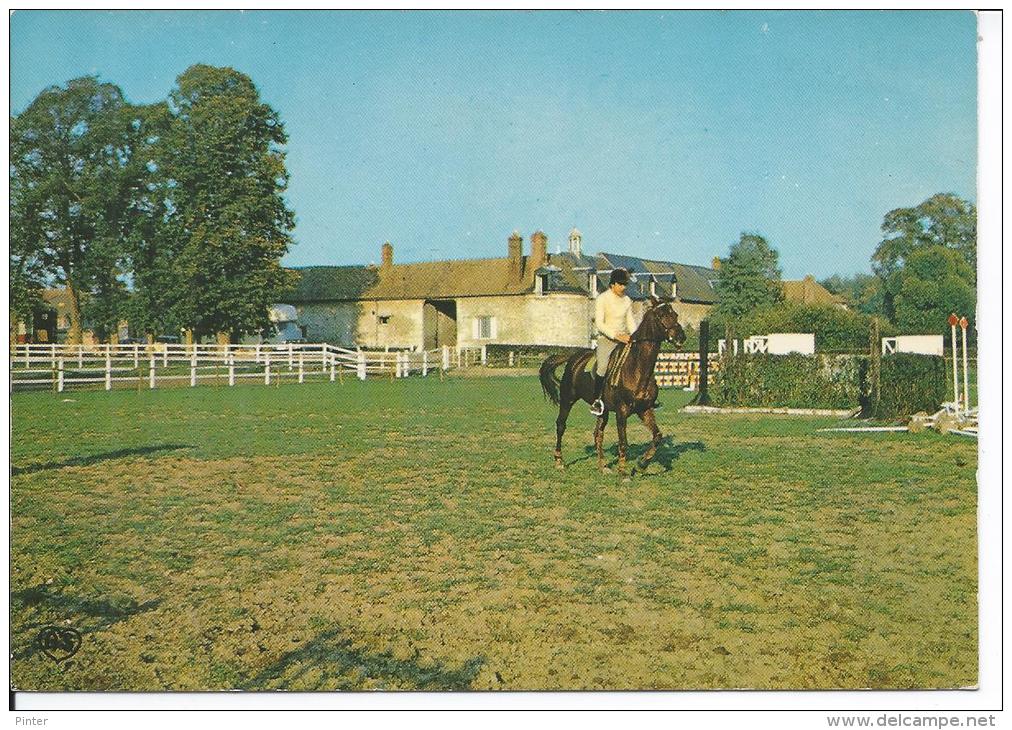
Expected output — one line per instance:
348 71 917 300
871 354 947 420
711 353 861 409
710 303 893 353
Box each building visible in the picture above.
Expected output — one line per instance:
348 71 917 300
282 229 719 349
782 275 849 309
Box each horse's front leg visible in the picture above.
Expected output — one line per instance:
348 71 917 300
635 408 663 469
594 411 610 473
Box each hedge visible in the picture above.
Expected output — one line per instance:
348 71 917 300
710 303 894 352
710 353 861 410
711 351 946 417
867 353 947 420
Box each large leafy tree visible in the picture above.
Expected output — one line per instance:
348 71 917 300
160 65 295 341
10 77 143 344
892 246 976 337
713 233 784 318
873 193 976 320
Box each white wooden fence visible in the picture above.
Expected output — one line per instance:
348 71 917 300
9 342 487 393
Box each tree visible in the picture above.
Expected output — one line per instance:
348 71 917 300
819 272 886 318
713 233 784 318
873 193 976 320
10 77 143 343
159 65 296 341
892 246 976 337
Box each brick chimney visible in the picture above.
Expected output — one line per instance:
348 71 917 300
508 230 523 281
530 230 548 271
381 241 393 270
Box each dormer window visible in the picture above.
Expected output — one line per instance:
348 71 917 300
536 273 549 295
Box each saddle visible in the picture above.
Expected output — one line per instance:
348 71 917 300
584 344 631 388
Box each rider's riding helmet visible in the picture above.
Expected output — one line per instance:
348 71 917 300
609 268 630 286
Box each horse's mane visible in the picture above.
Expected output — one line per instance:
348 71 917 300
631 303 671 343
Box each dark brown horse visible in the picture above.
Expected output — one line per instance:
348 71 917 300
539 297 687 476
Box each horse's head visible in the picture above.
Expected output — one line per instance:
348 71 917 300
644 296 687 349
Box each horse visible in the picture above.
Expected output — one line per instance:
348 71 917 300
539 297 687 476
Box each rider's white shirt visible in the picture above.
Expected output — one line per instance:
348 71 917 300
595 289 636 341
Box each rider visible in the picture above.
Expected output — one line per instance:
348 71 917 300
590 268 636 416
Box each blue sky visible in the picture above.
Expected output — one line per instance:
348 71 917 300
10 10 977 278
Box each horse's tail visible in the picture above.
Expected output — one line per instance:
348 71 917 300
539 352 571 405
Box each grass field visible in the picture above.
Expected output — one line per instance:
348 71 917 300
10 375 977 690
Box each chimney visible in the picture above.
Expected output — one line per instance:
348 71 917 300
531 230 548 271
711 256 722 270
569 228 582 257
381 241 393 270
508 230 523 281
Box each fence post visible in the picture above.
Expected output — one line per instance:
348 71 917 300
509 350 514 367
298 351 304 383
422 350 428 377
692 320 711 405
265 352 271 385
288 344 294 370
149 352 156 389
24 345 30 369
133 343 139 368
78 345 83 368
190 350 197 387
50 343 57 369
330 352 336 382
57 358 64 393
228 354 235 387
105 350 112 391
442 345 450 371
357 351 366 380
481 344 487 366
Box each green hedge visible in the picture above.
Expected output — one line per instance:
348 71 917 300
711 351 947 417
870 354 947 420
711 353 861 409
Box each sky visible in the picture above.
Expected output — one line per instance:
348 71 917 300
10 10 978 279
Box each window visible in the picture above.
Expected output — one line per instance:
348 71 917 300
473 315 496 340
536 273 549 295
378 315 391 325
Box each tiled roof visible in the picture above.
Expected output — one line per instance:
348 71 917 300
782 276 846 306
284 266 380 303
284 248 719 304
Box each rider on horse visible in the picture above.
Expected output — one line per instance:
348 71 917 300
591 268 636 416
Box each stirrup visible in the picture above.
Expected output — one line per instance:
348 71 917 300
590 399 605 416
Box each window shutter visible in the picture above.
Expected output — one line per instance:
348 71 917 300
490 317 498 339
472 317 480 340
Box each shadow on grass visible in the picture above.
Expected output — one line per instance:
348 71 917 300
12 444 193 476
242 628 485 690
11 583 163 659
570 439 706 473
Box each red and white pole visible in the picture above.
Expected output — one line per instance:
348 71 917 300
960 316 969 415
948 313 959 410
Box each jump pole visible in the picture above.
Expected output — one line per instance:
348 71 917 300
948 313 959 410
960 316 969 416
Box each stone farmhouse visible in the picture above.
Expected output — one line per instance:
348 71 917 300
282 229 719 350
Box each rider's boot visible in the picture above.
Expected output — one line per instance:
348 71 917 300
590 374 606 416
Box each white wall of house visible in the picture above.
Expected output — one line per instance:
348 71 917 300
456 293 594 348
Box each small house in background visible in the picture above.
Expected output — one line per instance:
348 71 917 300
282 229 720 350
782 275 849 309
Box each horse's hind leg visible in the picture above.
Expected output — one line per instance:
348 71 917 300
555 400 574 469
594 411 610 473
635 408 663 469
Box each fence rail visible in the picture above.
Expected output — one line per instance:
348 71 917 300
9 342 487 393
